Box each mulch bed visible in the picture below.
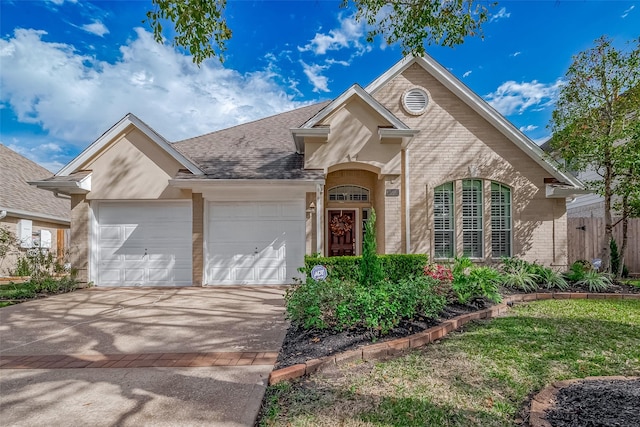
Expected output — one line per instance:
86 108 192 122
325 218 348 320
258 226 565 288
546 379 640 427
276 281 639 370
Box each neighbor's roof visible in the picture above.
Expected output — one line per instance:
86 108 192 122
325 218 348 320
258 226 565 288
173 101 330 180
0 144 70 224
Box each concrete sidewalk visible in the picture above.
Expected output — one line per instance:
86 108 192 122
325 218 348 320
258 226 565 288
0 286 289 426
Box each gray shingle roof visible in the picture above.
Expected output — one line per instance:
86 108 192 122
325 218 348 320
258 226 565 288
0 144 70 222
173 102 330 179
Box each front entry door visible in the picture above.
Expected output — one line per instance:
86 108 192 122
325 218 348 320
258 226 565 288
328 210 356 256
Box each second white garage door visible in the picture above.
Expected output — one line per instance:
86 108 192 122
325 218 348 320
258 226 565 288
206 201 305 285
96 201 192 287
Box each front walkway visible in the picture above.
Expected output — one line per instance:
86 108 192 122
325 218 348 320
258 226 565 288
0 286 288 427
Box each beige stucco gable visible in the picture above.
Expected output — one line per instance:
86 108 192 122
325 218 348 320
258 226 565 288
304 95 404 175
82 126 190 200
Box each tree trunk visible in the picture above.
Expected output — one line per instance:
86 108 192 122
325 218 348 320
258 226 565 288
618 196 629 279
602 165 613 272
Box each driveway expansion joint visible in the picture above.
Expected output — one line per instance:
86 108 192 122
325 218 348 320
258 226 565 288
0 351 278 369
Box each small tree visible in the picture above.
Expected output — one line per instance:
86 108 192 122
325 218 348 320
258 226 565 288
551 36 640 274
360 208 383 287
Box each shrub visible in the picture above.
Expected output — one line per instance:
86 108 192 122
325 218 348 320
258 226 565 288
379 254 429 281
285 275 447 335
424 263 453 283
610 239 621 276
537 267 569 290
565 260 593 283
12 256 33 277
500 263 540 292
360 209 383 287
302 254 428 283
576 270 612 292
451 257 502 304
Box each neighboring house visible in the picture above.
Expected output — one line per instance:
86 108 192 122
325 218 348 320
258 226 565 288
31 55 584 287
0 144 70 275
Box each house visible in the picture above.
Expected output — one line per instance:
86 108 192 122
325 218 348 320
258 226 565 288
0 144 70 276
30 55 585 287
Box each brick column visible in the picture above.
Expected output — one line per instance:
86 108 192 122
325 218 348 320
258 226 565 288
192 193 204 286
70 195 89 284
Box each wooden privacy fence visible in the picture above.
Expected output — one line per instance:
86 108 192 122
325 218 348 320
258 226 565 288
568 217 640 274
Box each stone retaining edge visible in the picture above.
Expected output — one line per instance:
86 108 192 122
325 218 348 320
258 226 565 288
269 292 640 385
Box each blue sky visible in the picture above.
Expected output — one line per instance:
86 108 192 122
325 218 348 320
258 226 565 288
1 0 639 172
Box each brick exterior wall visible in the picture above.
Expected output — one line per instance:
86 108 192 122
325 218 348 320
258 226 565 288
371 63 568 267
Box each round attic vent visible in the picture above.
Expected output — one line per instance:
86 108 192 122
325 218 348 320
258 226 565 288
402 88 429 115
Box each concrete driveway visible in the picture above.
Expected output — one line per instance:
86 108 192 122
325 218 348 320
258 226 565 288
0 286 289 426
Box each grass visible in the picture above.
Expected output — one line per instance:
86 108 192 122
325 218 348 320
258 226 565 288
622 279 640 288
259 299 640 426
0 277 79 307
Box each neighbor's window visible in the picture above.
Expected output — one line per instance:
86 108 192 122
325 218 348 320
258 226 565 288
434 182 455 258
462 179 483 258
491 182 512 257
328 185 370 202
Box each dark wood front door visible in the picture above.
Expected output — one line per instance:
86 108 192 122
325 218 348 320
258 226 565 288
328 210 356 256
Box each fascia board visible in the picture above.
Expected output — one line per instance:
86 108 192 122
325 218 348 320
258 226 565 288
28 174 91 194
378 128 420 138
0 206 70 225
57 114 203 177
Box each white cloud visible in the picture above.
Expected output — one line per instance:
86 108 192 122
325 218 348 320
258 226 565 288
462 70 472 78
298 14 367 55
301 62 330 93
485 79 563 116
81 20 109 37
5 140 68 173
519 124 538 132
0 28 305 149
490 7 511 23
622 5 635 18
510 51 521 57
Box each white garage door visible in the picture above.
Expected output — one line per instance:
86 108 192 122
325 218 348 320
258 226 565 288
207 201 305 285
96 202 192 287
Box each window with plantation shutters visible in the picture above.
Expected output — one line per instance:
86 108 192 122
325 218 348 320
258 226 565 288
491 183 512 257
402 88 429 115
433 182 454 258
462 180 483 258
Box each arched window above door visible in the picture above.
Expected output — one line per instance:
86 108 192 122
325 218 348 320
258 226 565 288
328 185 370 202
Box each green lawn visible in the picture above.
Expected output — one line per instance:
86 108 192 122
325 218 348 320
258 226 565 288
259 299 640 426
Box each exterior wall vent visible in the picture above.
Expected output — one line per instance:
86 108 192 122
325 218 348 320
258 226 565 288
402 87 429 115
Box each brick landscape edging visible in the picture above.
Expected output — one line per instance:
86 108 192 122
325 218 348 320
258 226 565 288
269 292 640 385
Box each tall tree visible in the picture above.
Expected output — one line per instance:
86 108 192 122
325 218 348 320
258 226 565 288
146 0 495 65
550 36 640 275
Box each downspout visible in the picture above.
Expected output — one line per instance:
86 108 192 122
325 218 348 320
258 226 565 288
404 148 411 253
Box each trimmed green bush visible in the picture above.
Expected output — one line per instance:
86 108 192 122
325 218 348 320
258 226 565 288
302 254 428 283
285 275 446 335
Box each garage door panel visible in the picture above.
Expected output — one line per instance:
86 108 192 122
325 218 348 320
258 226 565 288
234 267 255 281
96 202 192 287
207 201 304 285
